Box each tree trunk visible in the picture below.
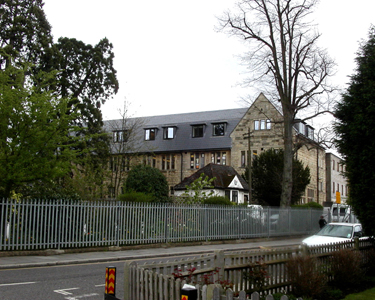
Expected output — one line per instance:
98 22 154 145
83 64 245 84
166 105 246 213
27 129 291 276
280 109 294 207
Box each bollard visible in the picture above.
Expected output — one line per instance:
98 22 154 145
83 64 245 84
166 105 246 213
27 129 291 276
105 266 119 300
181 283 197 300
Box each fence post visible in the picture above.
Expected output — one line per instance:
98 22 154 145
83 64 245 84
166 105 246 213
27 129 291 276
301 244 309 257
124 261 135 300
214 250 225 282
354 237 360 250
204 205 208 242
165 204 169 243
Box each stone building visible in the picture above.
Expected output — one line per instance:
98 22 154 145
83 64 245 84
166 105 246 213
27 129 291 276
325 152 348 206
104 93 327 204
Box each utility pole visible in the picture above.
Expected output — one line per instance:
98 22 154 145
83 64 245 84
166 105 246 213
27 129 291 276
243 128 253 203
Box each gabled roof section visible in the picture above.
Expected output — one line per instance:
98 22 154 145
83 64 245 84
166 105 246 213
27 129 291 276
174 163 249 191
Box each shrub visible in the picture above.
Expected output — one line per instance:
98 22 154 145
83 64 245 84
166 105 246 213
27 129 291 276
118 191 155 203
329 249 363 292
292 201 323 209
286 255 327 299
364 247 375 276
203 196 233 206
243 258 270 294
125 165 170 202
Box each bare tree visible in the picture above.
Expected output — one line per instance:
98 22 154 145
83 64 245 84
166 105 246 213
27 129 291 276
104 102 145 197
219 0 336 206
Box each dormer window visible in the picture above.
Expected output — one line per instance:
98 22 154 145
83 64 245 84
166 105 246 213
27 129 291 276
163 126 176 139
145 128 156 141
192 124 204 138
212 123 226 136
113 130 128 143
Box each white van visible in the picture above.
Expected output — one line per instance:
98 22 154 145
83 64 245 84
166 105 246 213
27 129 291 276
330 204 350 222
247 204 265 225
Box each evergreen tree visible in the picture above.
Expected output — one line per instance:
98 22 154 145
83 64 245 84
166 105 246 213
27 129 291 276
0 0 52 70
0 0 118 198
334 27 375 236
246 149 310 206
125 165 170 203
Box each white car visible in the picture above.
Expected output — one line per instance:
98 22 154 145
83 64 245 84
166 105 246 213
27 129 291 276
302 223 363 246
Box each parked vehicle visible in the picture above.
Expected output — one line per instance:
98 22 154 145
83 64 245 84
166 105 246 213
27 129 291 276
301 222 363 246
330 204 350 222
247 204 265 225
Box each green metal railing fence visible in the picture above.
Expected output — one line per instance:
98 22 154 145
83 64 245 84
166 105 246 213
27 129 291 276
0 199 323 251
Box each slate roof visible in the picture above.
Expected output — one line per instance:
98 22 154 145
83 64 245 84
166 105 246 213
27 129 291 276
174 163 249 191
103 108 248 154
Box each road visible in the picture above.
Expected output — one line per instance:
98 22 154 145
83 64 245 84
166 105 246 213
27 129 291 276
0 237 304 300
0 261 124 300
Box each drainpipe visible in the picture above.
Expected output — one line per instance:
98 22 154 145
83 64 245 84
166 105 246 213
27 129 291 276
180 152 184 182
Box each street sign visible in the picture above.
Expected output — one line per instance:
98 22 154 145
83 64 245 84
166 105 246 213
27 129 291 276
336 191 341 204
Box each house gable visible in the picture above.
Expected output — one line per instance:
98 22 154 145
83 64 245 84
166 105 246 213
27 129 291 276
228 175 244 189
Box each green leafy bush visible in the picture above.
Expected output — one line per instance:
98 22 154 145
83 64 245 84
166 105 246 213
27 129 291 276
292 202 323 209
125 165 170 202
203 196 233 206
118 191 155 203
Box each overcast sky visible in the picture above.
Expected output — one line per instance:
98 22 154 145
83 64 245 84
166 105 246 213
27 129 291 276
43 0 375 122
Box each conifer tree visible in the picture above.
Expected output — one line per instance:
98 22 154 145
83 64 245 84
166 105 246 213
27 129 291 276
334 27 375 235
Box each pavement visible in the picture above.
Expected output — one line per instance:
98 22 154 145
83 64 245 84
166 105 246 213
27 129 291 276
0 236 305 270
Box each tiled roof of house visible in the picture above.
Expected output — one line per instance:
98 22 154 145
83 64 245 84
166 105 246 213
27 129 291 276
174 163 249 191
104 108 248 154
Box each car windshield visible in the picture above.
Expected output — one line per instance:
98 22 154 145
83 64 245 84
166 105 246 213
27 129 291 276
316 224 353 238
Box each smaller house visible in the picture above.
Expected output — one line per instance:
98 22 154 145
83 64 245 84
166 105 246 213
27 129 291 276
173 163 249 203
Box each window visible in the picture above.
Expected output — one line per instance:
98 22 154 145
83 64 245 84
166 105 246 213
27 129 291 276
212 123 225 136
254 120 260 130
332 160 335 170
211 152 226 165
307 126 314 140
307 189 314 202
190 153 205 169
145 155 156 168
266 119 272 130
241 151 246 167
113 130 128 143
254 119 271 130
163 127 175 139
260 120 266 130
232 191 238 203
192 125 204 138
145 128 156 140
162 154 175 170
